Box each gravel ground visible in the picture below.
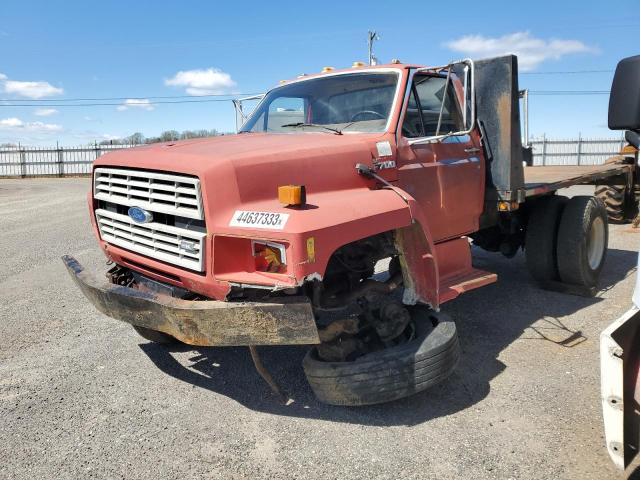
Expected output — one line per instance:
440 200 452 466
1 178 639 480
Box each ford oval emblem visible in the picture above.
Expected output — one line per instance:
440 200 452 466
128 206 153 224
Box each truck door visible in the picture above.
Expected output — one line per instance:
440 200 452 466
396 73 485 242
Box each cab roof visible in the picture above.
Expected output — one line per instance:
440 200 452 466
280 63 425 85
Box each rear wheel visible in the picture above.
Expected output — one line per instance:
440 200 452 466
132 326 179 345
557 196 608 288
525 195 568 282
303 307 460 406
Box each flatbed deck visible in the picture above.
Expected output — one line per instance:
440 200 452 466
524 162 634 197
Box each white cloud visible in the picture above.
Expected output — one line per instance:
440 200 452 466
71 130 120 142
116 98 154 111
27 121 63 132
0 117 23 127
0 117 62 132
165 68 236 96
0 73 6 81
444 31 597 71
4 79 63 99
34 108 58 117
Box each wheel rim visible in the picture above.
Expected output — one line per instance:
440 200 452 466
587 216 606 270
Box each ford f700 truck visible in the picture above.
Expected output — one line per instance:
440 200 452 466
64 55 639 406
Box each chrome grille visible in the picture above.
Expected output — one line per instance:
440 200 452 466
94 167 203 220
95 209 206 271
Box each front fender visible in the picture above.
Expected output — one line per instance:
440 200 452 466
285 188 413 280
212 186 442 307
288 186 442 310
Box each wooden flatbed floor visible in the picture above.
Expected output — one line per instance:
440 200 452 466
524 163 634 197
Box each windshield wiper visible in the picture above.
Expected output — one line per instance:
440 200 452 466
280 122 343 135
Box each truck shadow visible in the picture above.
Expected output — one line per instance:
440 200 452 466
140 245 637 427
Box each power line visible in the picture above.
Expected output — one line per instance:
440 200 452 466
0 97 262 107
0 68 615 105
1 90 611 107
521 69 613 75
529 90 609 95
0 92 263 103
0 86 613 108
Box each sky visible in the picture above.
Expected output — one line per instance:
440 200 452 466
0 0 638 146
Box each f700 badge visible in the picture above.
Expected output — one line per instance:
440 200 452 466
374 160 396 171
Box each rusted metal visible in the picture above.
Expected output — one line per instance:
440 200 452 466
316 336 365 362
524 164 635 197
62 255 320 347
317 317 360 343
248 346 289 404
376 300 411 341
319 272 403 309
475 55 525 202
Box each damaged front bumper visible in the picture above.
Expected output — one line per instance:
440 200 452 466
62 255 320 347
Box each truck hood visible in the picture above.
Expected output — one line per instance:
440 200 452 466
95 132 387 207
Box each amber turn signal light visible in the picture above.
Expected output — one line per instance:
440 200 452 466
278 185 306 206
498 200 520 211
253 241 287 273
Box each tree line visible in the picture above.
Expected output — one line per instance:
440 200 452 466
98 129 223 146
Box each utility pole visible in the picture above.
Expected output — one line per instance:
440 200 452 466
520 89 529 147
367 31 379 66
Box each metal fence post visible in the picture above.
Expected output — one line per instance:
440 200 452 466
576 133 582 166
56 142 64 177
541 134 547 166
19 144 26 178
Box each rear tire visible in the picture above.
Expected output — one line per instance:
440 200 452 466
557 196 608 288
303 308 460 406
132 326 179 345
525 195 568 282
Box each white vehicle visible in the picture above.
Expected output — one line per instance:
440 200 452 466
600 54 640 470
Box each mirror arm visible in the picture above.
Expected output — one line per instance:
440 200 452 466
435 67 452 137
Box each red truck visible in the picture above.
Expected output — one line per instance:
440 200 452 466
64 55 639 406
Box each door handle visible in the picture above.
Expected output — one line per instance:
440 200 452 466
464 147 480 153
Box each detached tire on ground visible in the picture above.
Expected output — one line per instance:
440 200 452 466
525 195 568 282
132 326 179 345
595 184 628 224
557 196 608 288
303 309 460 406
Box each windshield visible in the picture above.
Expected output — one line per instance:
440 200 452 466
240 71 399 134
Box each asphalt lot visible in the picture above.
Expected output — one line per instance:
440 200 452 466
1 178 640 479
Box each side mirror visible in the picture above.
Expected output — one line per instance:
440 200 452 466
609 55 640 132
627 130 640 149
232 94 265 132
